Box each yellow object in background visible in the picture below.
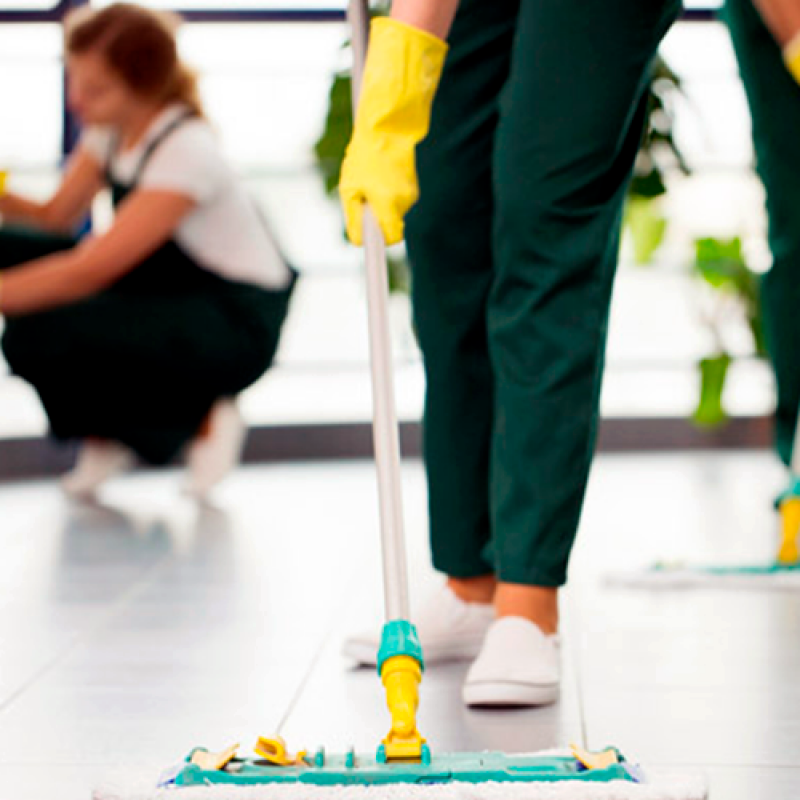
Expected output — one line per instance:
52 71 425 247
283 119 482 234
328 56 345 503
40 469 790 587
0 169 7 197
783 31 800 85
778 497 800 565
339 18 448 246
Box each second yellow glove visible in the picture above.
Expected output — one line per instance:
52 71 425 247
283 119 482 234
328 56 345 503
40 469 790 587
339 18 448 246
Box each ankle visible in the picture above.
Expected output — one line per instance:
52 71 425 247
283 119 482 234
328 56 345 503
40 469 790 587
494 583 559 635
196 410 214 440
447 574 497 604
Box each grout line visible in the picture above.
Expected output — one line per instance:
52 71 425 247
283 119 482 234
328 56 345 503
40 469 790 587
0 553 174 717
275 551 371 737
563 586 590 748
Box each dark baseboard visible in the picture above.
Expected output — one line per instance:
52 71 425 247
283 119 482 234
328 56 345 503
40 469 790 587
595 415 772 452
0 415 773 483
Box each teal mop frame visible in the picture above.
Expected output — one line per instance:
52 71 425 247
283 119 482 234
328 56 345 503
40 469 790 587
609 416 800 586
160 749 641 790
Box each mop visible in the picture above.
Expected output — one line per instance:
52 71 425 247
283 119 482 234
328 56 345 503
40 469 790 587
92 4 707 798
607 421 800 590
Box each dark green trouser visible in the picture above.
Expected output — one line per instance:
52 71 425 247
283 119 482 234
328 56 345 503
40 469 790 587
405 0 681 587
725 0 800 466
1 226 295 465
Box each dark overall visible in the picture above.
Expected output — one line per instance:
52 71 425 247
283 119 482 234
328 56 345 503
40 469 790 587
725 0 800 465
404 0 682 587
1 115 296 465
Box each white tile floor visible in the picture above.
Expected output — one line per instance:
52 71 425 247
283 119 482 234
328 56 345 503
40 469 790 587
0 451 797 799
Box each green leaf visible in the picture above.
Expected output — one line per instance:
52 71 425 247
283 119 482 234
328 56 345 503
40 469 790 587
313 73 353 196
387 254 411 295
629 165 667 199
693 354 732 428
625 196 668 264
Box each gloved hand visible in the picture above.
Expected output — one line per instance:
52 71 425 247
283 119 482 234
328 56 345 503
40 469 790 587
339 18 448 246
784 31 800 83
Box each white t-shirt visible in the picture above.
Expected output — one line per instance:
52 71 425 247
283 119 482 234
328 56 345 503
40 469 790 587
81 105 291 290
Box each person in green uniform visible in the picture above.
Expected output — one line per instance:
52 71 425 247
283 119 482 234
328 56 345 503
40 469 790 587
339 0 681 707
725 0 800 466
0 3 295 499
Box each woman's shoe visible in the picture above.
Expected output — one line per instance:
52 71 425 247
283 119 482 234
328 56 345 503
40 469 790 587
61 440 134 499
342 584 495 667
462 616 560 708
183 399 245 499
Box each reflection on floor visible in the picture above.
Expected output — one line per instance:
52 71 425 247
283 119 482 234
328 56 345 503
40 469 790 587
0 452 797 799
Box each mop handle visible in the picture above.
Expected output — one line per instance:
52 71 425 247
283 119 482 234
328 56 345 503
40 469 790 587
347 0 411 624
792 403 800 476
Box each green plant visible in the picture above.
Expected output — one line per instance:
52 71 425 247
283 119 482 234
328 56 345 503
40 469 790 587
630 55 691 200
624 56 691 266
691 236 766 427
314 71 352 197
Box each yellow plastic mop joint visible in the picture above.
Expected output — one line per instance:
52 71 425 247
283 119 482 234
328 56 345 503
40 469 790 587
380 654 426 761
189 743 240 772
778 497 800 565
254 736 308 767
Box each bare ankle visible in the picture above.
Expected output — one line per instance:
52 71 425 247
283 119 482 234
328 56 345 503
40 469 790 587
447 574 497 604
494 583 559 634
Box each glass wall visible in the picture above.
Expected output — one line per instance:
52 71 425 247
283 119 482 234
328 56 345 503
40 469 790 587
0 4 773 440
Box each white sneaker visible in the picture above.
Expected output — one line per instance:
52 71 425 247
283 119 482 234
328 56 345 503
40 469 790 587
342 584 495 667
462 617 560 708
183 399 245 499
62 440 134 499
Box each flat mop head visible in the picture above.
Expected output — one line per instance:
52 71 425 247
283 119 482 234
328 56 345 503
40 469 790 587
605 560 800 590
606 477 800 589
93 744 707 800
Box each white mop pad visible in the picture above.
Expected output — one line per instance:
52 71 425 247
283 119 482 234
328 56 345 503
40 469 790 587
605 563 800 590
92 752 707 800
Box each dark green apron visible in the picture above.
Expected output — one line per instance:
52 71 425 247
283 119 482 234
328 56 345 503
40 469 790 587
2 114 296 465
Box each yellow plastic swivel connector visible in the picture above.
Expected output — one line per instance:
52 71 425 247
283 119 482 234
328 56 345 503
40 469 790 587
190 743 240 771
254 736 307 767
571 744 622 771
778 497 800 565
380 655 426 761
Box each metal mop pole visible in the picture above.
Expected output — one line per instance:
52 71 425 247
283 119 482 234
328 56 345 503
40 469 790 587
346 0 427 763
347 0 410 625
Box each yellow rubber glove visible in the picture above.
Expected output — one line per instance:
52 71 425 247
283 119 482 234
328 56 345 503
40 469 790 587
339 18 448 246
784 30 800 84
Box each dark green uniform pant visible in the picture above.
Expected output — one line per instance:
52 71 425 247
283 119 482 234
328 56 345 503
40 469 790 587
725 0 800 465
405 0 681 587
1 226 294 465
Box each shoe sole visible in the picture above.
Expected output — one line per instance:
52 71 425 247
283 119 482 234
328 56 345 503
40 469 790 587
462 680 559 708
342 638 486 668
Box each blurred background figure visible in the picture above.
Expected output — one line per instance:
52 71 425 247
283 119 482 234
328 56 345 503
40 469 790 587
0 3 296 500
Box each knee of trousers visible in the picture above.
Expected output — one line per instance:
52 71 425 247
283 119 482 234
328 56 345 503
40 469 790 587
1 318 48 375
